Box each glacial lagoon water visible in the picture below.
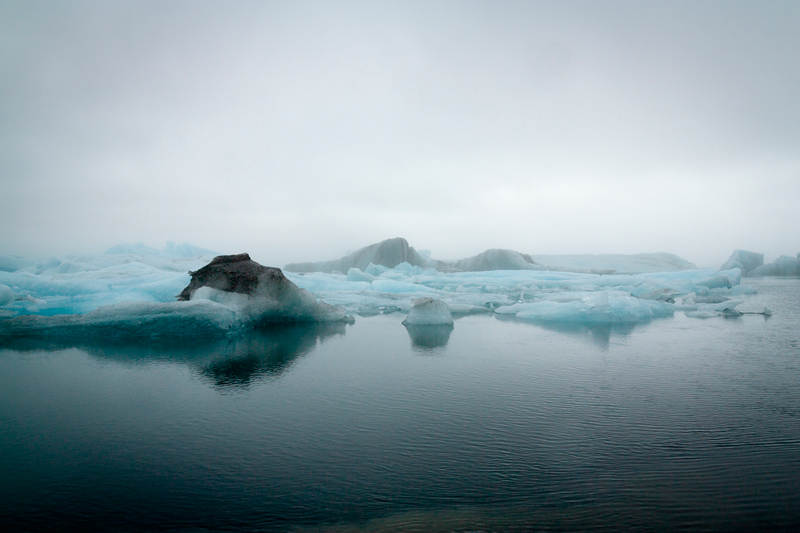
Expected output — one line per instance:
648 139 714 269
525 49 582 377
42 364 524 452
1 278 799 532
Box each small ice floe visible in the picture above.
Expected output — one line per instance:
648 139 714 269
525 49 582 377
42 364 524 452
402 298 454 325
0 284 14 307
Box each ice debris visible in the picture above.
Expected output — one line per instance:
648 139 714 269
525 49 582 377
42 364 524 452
283 265 753 324
720 249 800 277
495 291 674 324
0 241 772 332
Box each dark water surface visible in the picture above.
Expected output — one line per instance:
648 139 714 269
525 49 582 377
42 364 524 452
1 279 799 532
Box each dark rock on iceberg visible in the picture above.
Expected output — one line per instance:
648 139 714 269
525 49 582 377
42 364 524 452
285 237 425 273
176 253 351 325
721 250 764 274
178 253 283 301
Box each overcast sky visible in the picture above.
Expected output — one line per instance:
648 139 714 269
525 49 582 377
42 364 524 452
1 0 798 268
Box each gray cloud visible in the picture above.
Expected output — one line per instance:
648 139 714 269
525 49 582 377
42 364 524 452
2 0 798 267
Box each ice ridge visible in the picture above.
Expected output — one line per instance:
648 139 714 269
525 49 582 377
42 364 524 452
285 237 425 273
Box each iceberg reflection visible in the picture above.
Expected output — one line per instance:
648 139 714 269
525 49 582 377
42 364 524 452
494 313 639 350
0 322 348 389
403 323 454 352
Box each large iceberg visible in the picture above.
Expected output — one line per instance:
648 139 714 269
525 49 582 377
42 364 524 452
749 254 800 277
448 249 540 272
0 251 351 338
285 237 425 273
720 250 764 274
719 249 800 277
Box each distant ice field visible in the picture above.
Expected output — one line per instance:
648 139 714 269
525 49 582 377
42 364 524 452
0 244 763 334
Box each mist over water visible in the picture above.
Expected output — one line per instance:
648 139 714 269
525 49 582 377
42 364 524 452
2 1 799 266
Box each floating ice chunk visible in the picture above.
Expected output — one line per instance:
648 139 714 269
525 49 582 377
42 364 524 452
451 249 540 271
0 284 15 306
356 306 381 317
698 299 744 312
685 299 744 318
695 269 741 289
392 262 426 275
749 255 800 277
499 291 673 324
190 284 349 325
402 298 454 325
729 284 757 295
365 263 389 276
285 237 425 273
684 310 718 318
178 254 351 325
0 300 237 338
721 250 763 274
370 279 436 294
0 254 352 339
346 268 375 282
446 302 492 315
